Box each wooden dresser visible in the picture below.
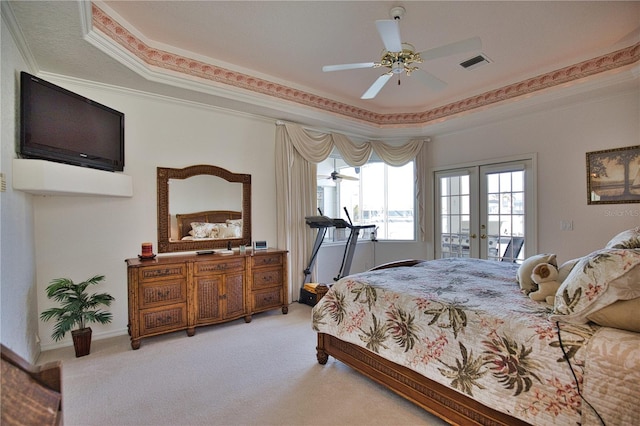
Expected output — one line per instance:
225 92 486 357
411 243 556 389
126 249 287 349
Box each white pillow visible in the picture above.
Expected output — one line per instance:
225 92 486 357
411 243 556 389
216 224 241 238
558 258 581 283
587 298 640 332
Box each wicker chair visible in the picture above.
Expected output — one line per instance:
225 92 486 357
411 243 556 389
1 344 62 425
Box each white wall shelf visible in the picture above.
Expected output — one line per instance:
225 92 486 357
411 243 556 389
12 159 133 197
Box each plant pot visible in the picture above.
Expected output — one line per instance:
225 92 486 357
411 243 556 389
71 327 92 357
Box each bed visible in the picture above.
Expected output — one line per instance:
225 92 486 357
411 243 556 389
174 210 242 240
312 228 640 425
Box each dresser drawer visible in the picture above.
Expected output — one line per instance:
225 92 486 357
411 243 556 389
252 288 283 312
252 268 283 290
251 253 283 268
139 304 187 335
139 279 186 309
138 263 187 283
194 258 245 276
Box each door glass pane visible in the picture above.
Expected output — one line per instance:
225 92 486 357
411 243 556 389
439 174 470 258
485 170 525 262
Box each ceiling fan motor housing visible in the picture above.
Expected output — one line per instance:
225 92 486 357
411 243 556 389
390 6 405 20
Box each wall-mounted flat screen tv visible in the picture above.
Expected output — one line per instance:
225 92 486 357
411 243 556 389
20 72 124 172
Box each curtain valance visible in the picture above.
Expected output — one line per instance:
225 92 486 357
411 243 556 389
283 122 423 166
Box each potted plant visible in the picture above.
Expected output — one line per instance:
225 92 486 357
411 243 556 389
40 275 114 357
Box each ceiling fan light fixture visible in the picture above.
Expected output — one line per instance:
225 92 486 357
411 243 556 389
391 61 404 74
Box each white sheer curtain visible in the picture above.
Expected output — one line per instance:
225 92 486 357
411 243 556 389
275 122 428 302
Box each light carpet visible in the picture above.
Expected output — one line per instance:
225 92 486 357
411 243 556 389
38 303 447 426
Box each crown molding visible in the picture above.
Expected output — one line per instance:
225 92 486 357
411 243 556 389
1 1 39 73
89 3 639 131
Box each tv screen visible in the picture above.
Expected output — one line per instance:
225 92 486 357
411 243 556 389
20 72 124 172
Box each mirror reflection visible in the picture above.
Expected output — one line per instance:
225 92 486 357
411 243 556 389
168 176 242 241
157 165 252 253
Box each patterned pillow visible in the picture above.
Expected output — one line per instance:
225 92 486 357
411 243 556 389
190 222 216 238
605 227 640 249
516 253 557 294
550 248 640 325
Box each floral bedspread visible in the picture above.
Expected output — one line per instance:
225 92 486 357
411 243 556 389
312 258 597 425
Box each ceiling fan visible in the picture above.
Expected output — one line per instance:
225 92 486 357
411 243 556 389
320 170 359 181
322 6 482 99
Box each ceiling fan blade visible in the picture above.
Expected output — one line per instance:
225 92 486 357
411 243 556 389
412 69 447 91
322 62 376 72
339 175 359 181
361 73 393 99
375 20 403 52
418 37 482 61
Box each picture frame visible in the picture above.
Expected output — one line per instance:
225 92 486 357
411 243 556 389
586 145 640 205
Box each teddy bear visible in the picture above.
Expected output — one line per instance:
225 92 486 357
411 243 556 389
529 262 561 306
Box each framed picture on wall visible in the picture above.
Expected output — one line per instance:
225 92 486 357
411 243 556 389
586 145 640 204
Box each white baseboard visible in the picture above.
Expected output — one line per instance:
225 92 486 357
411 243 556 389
40 327 129 352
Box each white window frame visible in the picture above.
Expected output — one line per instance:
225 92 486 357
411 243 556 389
317 156 416 243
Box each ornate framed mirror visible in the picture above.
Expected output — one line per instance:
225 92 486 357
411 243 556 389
157 165 251 253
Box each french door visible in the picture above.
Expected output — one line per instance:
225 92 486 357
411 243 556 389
435 158 535 261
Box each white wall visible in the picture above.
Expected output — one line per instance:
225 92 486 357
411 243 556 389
424 86 640 264
31 78 278 350
1 14 41 362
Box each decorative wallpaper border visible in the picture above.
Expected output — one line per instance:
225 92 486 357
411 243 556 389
92 4 639 128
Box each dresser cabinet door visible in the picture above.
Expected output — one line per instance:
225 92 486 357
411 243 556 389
194 275 222 323
224 272 246 318
193 258 247 325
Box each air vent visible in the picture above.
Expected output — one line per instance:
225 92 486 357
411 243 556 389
460 54 491 70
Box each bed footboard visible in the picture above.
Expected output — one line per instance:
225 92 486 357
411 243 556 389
317 333 529 426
